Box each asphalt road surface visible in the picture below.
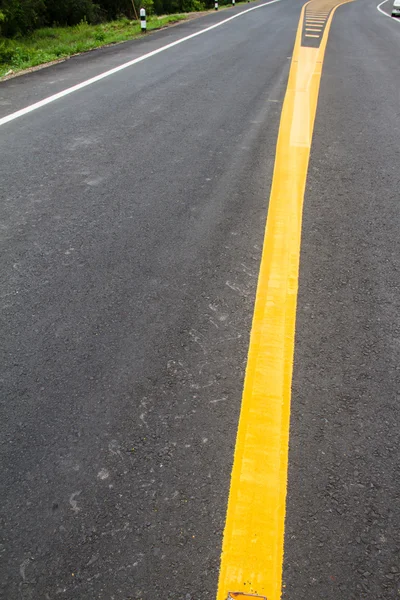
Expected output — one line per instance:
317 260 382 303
1 0 400 598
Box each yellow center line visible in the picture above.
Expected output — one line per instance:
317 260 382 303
215 1 352 600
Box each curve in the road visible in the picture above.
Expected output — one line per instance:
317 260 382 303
377 0 400 20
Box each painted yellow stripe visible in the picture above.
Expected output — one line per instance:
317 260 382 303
305 33 320 36
216 1 351 600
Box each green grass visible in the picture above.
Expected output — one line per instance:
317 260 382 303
0 1 255 79
0 15 188 78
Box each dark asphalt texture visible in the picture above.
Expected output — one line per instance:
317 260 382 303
2 0 400 598
0 2 297 598
283 1 400 598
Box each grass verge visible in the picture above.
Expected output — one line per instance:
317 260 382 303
0 15 189 78
0 2 253 80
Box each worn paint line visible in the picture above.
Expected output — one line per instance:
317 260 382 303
216 1 351 599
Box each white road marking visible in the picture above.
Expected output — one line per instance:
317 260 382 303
0 0 281 128
377 0 400 21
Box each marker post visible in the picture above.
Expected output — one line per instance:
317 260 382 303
140 8 146 32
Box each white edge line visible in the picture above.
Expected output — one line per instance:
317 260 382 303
377 0 400 21
0 0 281 127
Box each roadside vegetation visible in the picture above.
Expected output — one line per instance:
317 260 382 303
0 15 188 77
0 0 242 78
